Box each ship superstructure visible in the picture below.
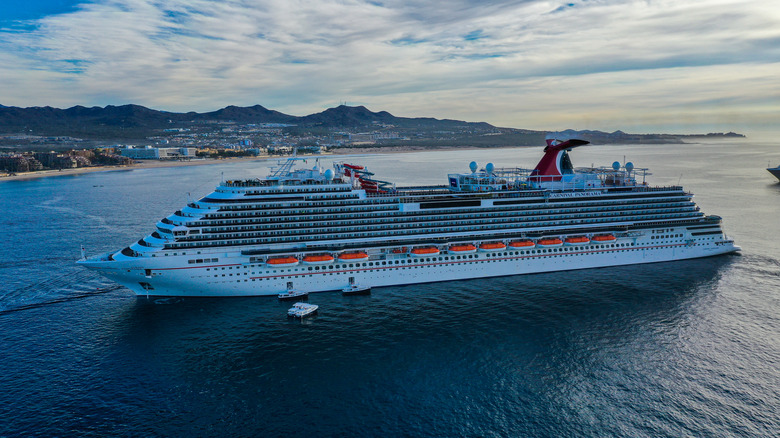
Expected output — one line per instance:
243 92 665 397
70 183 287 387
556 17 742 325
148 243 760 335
78 139 740 296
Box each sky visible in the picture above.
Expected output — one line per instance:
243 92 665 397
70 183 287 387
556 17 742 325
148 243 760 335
0 0 778 135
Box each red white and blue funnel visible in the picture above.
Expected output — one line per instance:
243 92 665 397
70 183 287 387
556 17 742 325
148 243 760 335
530 137 590 182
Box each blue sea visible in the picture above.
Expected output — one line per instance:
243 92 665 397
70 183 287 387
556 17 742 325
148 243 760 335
0 141 778 437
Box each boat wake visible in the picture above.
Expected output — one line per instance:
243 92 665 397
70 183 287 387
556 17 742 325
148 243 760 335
36 197 114 233
0 270 121 315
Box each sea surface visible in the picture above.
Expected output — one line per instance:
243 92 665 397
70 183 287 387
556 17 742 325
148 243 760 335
0 141 778 437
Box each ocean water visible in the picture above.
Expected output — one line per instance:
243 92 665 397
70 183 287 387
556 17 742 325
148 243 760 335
0 141 778 437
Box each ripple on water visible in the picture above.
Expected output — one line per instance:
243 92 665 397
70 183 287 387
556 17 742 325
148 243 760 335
1 144 779 436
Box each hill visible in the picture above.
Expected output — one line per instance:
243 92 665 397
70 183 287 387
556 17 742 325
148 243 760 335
0 103 495 139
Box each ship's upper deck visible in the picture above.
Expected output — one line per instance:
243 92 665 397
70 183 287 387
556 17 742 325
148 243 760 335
218 139 650 197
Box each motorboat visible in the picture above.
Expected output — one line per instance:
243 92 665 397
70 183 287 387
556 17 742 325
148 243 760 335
278 289 308 301
342 284 371 295
288 302 318 318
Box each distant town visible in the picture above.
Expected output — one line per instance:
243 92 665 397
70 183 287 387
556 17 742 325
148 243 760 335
0 120 506 174
0 103 744 176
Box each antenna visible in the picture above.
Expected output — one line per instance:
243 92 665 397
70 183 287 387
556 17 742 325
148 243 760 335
678 174 683 185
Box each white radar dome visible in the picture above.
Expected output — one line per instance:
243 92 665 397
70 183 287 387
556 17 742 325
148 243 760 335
469 161 478 173
625 162 634 172
324 169 334 180
486 163 495 174
612 161 621 170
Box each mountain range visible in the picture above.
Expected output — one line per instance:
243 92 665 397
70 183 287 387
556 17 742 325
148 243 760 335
0 103 744 144
0 103 494 138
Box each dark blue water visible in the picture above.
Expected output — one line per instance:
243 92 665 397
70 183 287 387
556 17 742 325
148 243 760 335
1 142 778 437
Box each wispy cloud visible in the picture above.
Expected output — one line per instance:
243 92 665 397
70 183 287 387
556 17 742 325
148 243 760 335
0 0 778 134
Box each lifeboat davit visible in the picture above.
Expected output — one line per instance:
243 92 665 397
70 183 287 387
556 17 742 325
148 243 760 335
338 252 369 262
591 234 617 244
508 239 535 249
536 238 563 248
411 247 440 256
564 236 590 245
448 244 477 254
266 256 299 268
302 254 335 265
479 242 507 251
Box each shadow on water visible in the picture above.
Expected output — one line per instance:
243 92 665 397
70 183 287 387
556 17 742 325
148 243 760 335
88 255 740 437
116 256 737 343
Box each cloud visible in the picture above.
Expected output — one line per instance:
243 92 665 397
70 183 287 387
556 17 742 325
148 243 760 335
0 0 778 134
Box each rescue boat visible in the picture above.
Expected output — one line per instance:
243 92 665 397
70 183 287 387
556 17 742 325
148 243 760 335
564 236 590 245
302 254 335 265
591 234 617 244
266 256 299 268
411 247 440 256
479 242 507 251
508 239 535 249
536 238 564 248
448 244 477 254
338 252 370 262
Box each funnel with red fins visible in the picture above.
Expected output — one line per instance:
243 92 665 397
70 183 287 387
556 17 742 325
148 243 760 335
529 138 590 182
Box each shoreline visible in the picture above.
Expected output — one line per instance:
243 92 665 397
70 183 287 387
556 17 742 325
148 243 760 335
0 155 285 182
0 145 478 182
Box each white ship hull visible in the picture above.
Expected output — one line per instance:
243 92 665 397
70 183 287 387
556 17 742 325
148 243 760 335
81 230 739 297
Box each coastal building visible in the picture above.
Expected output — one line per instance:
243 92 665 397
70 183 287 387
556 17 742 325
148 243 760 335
120 146 197 160
0 153 43 173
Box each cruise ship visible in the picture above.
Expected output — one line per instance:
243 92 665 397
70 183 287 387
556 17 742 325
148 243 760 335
78 138 740 297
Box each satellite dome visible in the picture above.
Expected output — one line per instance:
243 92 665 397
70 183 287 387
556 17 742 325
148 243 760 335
612 161 621 171
625 162 634 172
324 169 334 180
469 161 478 173
486 163 495 174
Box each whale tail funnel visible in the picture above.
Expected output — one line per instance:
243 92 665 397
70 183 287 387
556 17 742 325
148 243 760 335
530 138 590 181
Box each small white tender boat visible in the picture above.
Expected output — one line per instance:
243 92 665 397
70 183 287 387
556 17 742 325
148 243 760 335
287 302 318 318
278 290 308 301
342 284 371 296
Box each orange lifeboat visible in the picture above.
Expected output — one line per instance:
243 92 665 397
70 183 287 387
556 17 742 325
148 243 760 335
564 236 590 245
536 238 563 248
448 244 477 254
508 239 535 249
338 252 369 262
479 242 507 251
591 234 617 244
266 256 299 268
302 254 335 265
411 247 440 256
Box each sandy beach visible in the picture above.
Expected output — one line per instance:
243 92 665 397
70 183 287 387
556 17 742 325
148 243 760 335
1 155 283 182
